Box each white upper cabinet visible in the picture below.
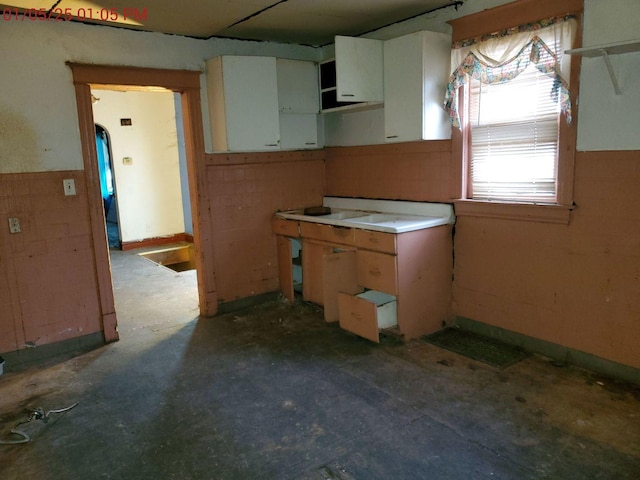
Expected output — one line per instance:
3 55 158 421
277 59 321 150
320 36 384 111
335 35 384 102
279 114 320 150
276 59 319 113
206 56 280 152
383 31 452 142
206 56 321 152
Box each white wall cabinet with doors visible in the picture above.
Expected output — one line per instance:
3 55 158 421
320 35 384 112
383 30 452 143
206 55 321 152
276 58 321 150
206 56 280 152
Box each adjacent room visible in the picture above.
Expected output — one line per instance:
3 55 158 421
1 0 639 477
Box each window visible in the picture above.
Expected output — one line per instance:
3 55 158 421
445 4 581 217
468 62 560 203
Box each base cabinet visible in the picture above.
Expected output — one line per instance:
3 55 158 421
273 218 453 342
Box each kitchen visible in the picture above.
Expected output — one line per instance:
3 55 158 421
1 0 638 392
1 0 639 476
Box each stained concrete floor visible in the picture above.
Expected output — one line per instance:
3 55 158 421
1 247 640 479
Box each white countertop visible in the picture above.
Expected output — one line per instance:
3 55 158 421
276 197 455 233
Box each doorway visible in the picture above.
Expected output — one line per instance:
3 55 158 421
95 123 120 248
90 87 198 334
68 64 217 343
91 89 191 252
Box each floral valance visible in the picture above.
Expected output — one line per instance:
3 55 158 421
444 16 577 128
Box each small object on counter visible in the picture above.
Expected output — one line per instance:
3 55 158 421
303 206 331 216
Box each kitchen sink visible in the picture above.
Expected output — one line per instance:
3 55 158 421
348 213 444 228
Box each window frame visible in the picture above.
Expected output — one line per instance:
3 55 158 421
449 0 583 224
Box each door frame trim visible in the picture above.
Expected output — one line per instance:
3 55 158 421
68 63 218 342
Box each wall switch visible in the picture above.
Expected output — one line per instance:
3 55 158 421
122 157 133 165
63 178 76 196
9 217 21 234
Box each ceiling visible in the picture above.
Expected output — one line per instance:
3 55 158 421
2 0 462 46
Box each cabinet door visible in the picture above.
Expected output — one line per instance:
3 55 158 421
384 32 425 142
276 59 319 113
322 250 363 323
383 31 452 142
279 113 319 150
420 31 452 140
302 240 334 305
335 36 384 102
208 56 280 152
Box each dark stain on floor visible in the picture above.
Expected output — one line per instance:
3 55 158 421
1 248 639 479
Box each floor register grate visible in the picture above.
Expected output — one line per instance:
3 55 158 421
424 328 530 368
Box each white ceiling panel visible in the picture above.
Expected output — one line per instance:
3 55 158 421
0 0 461 45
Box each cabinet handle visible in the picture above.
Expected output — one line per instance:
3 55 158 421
386 135 399 139
342 94 355 97
305 142 316 145
265 144 279 147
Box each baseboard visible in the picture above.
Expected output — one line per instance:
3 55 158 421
121 233 192 251
0 332 105 374
455 316 640 385
217 291 280 315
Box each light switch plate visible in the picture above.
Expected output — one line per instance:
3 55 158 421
9 217 21 234
63 179 76 196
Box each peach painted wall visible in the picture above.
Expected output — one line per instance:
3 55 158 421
325 140 453 202
205 151 325 304
453 151 640 369
322 140 639 369
0 172 102 353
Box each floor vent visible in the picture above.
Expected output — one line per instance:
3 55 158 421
424 328 529 368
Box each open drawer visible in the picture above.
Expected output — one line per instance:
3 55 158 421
337 290 397 343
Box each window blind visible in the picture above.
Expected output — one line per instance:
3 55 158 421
469 64 561 203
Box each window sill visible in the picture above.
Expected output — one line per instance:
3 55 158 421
453 200 573 224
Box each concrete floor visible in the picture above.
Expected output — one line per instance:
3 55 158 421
1 246 639 479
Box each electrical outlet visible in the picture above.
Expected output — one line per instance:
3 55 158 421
9 217 21 234
63 178 76 196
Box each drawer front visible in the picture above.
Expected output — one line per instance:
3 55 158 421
356 250 398 295
299 221 355 246
338 292 381 343
354 229 396 254
272 217 299 237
